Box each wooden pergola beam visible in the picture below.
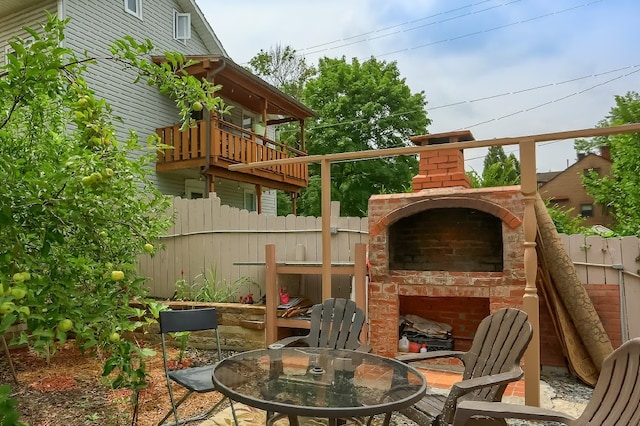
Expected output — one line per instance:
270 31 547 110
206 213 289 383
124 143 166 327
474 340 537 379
229 123 640 170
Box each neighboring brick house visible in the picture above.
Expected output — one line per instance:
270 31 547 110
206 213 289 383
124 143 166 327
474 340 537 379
1 0 314 214
538 147 613 227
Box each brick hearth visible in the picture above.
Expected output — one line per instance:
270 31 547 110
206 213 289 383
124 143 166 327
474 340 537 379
367 131 527 357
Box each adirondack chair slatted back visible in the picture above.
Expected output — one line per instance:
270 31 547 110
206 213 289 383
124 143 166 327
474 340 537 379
580 337 640 425
306 298 365 350
462 308 532 401
452 338 640 426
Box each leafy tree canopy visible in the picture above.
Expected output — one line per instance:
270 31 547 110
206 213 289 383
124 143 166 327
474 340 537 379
247 44 316 100
578 92 640 235
469 146 520 188
298 56 429 217
544 200 587 235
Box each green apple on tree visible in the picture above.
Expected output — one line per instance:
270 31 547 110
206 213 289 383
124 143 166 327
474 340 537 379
144 243 154 253
111 270 125 281
12 272 30 282
192 101 203 112
10 287 27 300
0 302 15 315
109 332 121 343
58 318 73 332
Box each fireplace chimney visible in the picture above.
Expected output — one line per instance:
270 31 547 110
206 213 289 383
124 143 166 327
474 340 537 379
410 130 475 192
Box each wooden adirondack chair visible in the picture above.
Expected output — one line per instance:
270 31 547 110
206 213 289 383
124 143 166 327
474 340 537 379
273 298 370 352
453 337 640 426
395 308 533 426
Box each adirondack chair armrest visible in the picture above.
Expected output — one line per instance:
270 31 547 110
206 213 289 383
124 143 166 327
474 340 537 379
273 335 308 347
396 350 465 363
452 400 577 426
448 369 523 401
355 343 371 352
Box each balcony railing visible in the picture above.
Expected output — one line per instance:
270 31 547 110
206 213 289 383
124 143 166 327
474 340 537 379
156 118 308 188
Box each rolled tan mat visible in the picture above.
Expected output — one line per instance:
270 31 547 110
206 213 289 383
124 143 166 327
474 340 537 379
534 193 613 371
537 249 598 386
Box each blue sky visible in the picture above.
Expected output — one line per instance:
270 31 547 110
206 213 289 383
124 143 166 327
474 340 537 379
199 0 640 173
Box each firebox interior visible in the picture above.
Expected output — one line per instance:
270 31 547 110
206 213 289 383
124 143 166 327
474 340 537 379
389 207 503 272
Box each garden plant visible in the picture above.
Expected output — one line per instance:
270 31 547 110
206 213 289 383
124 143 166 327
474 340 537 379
0 14 225 424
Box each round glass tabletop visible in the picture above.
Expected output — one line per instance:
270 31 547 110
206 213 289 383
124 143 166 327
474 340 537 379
212 347 426 419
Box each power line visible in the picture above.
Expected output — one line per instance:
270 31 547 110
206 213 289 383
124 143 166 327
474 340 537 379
298 0 497 53
301 0 524 57
461 67 640 165
296 1 604 60
294 64 639 133
370 0 605 60
429 65 640 111
460 66 640 130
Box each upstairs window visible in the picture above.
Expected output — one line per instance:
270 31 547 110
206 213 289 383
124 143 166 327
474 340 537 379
174 11 191 41
124 0 142 19
580 204 594 217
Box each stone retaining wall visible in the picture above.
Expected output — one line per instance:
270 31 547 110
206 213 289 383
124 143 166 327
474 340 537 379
133 301 266 352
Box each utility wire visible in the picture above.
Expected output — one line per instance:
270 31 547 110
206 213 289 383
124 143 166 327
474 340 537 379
295 1 604 60
460 67 640 130
292 64 639 133
461 66 640 165
302 0 524 57
299 0 495 52
370 0 604 60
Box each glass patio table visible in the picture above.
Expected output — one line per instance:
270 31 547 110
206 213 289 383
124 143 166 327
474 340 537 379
212 346 426 426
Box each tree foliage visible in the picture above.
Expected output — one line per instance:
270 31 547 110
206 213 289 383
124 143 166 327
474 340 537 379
298 56 429 217
469 146 520 188
247 44 315 215
544 200 587 235
578 92 640 235
247 44 316 100
0 15 223 421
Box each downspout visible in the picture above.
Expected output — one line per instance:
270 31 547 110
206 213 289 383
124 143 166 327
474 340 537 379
202 60 226 197
255 99 268 211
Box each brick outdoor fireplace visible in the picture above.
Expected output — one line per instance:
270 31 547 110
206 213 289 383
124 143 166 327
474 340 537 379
367 130 527 357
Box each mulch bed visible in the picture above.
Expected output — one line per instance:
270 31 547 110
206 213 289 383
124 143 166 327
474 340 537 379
1 341 225 426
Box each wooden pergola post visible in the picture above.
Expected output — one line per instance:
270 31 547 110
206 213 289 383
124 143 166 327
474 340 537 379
520 139 541 406
321 159 332 297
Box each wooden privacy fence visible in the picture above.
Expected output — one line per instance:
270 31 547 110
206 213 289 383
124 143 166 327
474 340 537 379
139 195 640 339
559 234 640 340
139 195 368 300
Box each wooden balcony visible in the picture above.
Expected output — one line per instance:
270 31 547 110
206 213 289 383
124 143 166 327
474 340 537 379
156 118 308 191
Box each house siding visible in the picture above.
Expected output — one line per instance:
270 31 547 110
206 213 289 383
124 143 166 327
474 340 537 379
0 0 57 66
59 0 223 195
2 1 284 212
539 154 613 227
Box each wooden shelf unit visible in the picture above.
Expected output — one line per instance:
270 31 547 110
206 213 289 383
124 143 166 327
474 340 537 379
265 243 367 345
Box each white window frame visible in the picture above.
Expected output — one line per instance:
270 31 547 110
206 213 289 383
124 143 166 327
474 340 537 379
4 36 34 66
124 0 143 20
244 189 257 212
580 204 594 218
185 179 205 199
173 11 191 41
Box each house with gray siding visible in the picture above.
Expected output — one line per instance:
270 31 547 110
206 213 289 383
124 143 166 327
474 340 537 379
1 0 314 215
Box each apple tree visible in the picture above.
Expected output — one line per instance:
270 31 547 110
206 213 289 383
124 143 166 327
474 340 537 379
0 14 223 420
